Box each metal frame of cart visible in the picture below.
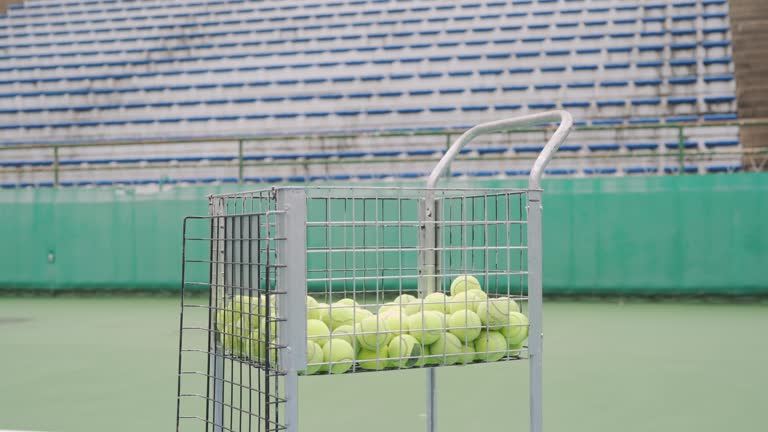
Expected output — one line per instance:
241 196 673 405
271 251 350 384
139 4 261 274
176 110 573 432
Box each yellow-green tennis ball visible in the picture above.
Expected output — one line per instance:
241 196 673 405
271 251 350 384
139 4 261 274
500 312 529 345
474 330 507 362
227 323 250 357
476 297 519 328
316 302 331 327
458 344 476 364
331 325 356 350
258 317 278 340
233 294 274 322
394 294 420 315
305 341 324 375
356 308 374 321
322 338 355 374
429 332 463 365
407 311 445 345
448 289 487 314
415 343 431 367
356 315 390 351
394 294 417 304
388 334 422 368
380 310 409 338
450 275 482 297
249 337 270 363
335 298 359 308
378 302 400 315
327 305 367 330
447 309 482 344
306 295 321 320
307 319 331 347
357 346 389 371
422 292 451 314
508 342 524 357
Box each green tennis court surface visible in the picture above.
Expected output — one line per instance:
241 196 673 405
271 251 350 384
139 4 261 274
1 296 766 432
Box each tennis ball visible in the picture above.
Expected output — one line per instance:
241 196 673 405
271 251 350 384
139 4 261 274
233 294 274 323
476 297 519 328
306 295 321 320
249 337 270 363
388 334 422 368
407 311 445 345
448 289 487 314
499 312 529 345
415 343 431 367
421 292 451 314
305 340 324 375
316 302 331 327
450 275 482 296
322 338 355 374
226 323 250 357
327 305 368 330
380 309 409 337
508 342 524 357
331 325 357 352
458 344 476 364
447 309 482 344
356 315 390 351
429 332 464 365
258 317 278 341
357 308 374 321
474 330 507 362
394 294 417 304
335 298 359 308
357 346 390 371
394 294 420 315
378 302 401 315
307 319 331 347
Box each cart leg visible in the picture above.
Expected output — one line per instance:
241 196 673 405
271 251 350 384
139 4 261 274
427 368 436 432
527 191 544 432
419 195 438 432
212 348 224 432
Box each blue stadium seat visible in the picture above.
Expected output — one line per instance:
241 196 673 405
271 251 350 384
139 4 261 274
588 144 621 151
584 168 618 175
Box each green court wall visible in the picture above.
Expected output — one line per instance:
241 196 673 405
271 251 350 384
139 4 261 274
1 173 766 295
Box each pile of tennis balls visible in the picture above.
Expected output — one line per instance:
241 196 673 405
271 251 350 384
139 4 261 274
218 275 529 375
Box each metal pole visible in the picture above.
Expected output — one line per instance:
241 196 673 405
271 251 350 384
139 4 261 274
238 140 244 183
276 189 308 432
527 190 544 432
444 134 451 178
677 126 685 175
53 146 59 187
212 197 226 432
419 191 438 432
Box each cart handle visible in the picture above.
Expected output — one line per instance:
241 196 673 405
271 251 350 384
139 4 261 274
426 110 574 190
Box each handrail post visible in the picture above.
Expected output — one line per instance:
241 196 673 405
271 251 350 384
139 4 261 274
676 126 685 175
444 133 451 177
238 140 244 184
53 145 60 187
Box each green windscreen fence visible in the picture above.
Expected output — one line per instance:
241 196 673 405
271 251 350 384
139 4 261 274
0 174 766 295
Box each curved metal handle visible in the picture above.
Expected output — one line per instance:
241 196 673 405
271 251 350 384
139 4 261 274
426 110 574 190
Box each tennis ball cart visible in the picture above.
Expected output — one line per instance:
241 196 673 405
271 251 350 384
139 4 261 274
176 111 573 432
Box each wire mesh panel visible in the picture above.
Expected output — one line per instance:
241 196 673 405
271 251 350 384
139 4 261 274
302 187 530 372
177 190 292 432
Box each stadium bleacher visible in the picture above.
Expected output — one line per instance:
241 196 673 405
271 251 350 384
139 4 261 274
0 0 741 187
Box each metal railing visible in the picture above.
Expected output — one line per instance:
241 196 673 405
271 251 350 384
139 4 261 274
1 120 767 187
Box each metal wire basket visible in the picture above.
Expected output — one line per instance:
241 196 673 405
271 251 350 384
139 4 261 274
176 111 573 432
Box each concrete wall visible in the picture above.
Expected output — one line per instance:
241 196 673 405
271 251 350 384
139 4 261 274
729 0 768 170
